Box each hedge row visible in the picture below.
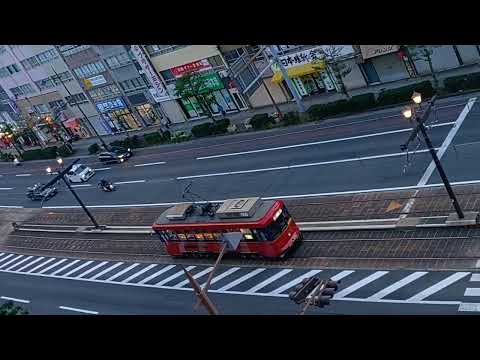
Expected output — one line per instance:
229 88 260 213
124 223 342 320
191 119 231 138
376 81 435 107
21 144 74 161
443 72 480 93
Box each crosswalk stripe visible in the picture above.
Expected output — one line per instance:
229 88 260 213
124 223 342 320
245 269 294 294
27 258 57 273
367 272 428 301
331 270 356 282
5 256 33 271
201 267 241 288
61 261 94 277
90 262 124 280
0 254 15 264
51 260 80 276
106 263 139 282
334 271 389 298
121 264 157 283
16 257 45 272
458 303 480 312
0 255 24 269
470 274 480 282
464 288 480 297
217 268 266 292
37 259 68 274
0 253 4 258
172 267 213 288
75 261 109 279
138 265 176 284
155 266 196 286
407 272 470 302
268 270 322 295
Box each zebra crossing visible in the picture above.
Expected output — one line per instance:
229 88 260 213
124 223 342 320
0 252 475 307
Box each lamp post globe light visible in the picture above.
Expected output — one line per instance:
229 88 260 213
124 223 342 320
412 91 422 105
56 157 63 165
402 106 413 120
46 166 52 174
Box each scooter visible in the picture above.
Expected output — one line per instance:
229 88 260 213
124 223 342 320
98 181 115 192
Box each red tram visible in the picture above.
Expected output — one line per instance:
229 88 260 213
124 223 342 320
152 197 301 259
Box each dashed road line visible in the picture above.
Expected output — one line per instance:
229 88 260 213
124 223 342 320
114 180 146 185
464 288 480 297
1 296 30 304
134 161 166 167
59 306 98 315
15 174 31 177
458 303 480 312
94 167 111 171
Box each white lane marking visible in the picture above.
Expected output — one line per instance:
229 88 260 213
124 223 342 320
121 264 157 283
180 149 433 180
138 265 176 285
458 303 480 312
59 306 98 315
0 255 24 270
217 268 266 291
172 267 213 288
1 296 30 304
0 206 23 208
367 272 428 301
37 259 68 275
334 271 390 298
134 161 166 167
5 256 33 271
245 269 293 294
196 122 454 160
268 270 322 295
75 261 109 279
155 266 196 286
61 261 94 278
0 254 15 264
106 263 140 281
464 288 480 297
71 184 92 188
407 272 470 302
16 257 45 272
200 267 241 288
51 260 80 276
15 174 31 177
0 188 13 190
418 97 477 186
113 180 146 185
90 262 124 280
471 274 480 282
476 260 480 268
94 167 111 171
26 258 57 273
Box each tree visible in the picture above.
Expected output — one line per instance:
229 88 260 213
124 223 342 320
175 70 218 122
321 45 352 98
0 301 29 315
407 45 442 89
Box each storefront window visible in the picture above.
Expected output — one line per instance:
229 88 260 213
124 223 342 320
135 103 160 125
111 109 141 130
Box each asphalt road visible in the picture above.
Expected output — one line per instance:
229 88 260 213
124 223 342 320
0 95 478 209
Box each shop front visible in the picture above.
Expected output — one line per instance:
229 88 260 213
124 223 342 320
95 97 142 133
358 45 412 84
127 92 162 126
271 47 338 97
63 118 90 138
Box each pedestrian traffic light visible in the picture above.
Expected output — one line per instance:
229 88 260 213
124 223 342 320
313 279 340 308
289 277 321 304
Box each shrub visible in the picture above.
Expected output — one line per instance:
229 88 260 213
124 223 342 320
191 122 213 138
444 72 480 93
109 139 126 148
348 93 377 112
211 118 230 134
249 113 274 130
57 144 75 157
143 132 164 146
376 81 435 107
21 146 58 161
282 112 302 126
122 135 144 149
171 131 191 143
88 143 100 154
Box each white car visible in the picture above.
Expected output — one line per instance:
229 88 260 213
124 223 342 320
65 164 95 183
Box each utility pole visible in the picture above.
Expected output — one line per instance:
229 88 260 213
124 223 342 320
268 45 306 113
50 60 109 150
401 95 464 219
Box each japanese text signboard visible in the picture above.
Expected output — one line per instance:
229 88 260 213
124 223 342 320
95 98 126 113
272 47 326 71
171 59 212 78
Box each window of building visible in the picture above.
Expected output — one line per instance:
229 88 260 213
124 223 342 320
208 55 224 68
72 61 106 79
35 78 55 91
145 45 188 56
21 56 40 70
65 93 87 105
0 68 9 78
119 77 146 92
160 69 175 81
51 71 73 85
223 48 245 64
105 52 131 69
21 49 58 70
9 83 35 97
5 63 21 75
49 100 66 109
88 84 121 101
32 104 49 113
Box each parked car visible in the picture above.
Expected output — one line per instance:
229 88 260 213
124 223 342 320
26 183 57 201
98 147 132 164
65 164 95 183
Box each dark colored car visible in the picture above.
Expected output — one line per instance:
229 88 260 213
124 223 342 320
26 183 58 201
97 147 132 164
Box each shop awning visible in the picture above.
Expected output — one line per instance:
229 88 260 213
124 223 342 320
271 63 324 84
63 118 81 129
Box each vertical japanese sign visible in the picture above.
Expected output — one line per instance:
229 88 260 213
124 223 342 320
131 45 170 102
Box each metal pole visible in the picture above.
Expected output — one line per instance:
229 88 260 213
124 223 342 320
299 280 325 315
182 266 219 315
193 243 227 311
61 175 100 228
418 122 464 219
268 46 306 113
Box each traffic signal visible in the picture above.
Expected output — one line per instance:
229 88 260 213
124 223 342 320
289 277 321 304
313 279 340 308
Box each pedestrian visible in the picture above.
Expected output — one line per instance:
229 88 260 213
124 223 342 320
218 104 226 118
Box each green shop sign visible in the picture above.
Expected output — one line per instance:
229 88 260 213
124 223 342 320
198 73 224 93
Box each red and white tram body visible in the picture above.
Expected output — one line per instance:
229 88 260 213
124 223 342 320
152 197 301 258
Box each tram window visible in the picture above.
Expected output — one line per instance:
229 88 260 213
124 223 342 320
166 230 178 241
240 228 255 241
262 207 291 240
252 229 267 241
187 232 196 241
195 232 205 241
177 232 187 241
204 233 214 241
213 232 223 241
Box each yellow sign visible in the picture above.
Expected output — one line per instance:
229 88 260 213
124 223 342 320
83 79 93 90
386 200 402 213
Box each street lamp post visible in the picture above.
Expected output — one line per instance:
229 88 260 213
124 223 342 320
401 93 464 219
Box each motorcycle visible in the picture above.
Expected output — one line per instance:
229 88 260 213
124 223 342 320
98 181 115 192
